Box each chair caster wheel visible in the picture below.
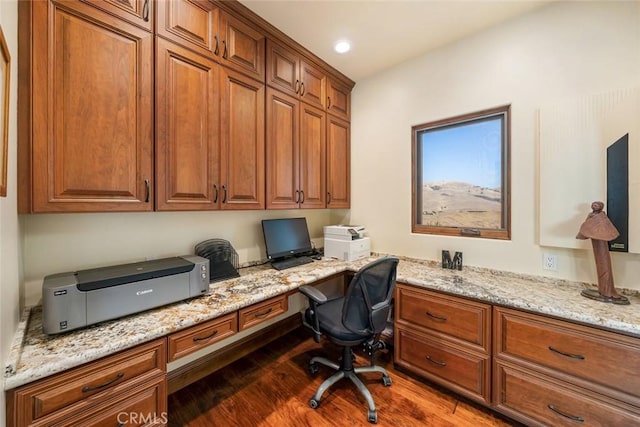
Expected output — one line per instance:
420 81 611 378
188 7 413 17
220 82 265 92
382 376 392 387
368 409 378 423
308 362 319 375
309 398 320 409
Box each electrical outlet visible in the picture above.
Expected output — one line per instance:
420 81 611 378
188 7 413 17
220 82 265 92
542 253 557 271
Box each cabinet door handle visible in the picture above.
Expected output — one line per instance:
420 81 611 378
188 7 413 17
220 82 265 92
327 96 331 108
255 307 273 318
142 0 149 22
327 192 332 204
82 372 124 393
295 80 300 94
222 185 227 203
295 190 300 204
144 179 150 203
222 40 228 59
213 184 218 203
547 404 584 422
425 355 447 367
193 329 218 342
425 311 447 322
300 82 305 96
214 36 219 56
300 190 305 204
548 346 585 360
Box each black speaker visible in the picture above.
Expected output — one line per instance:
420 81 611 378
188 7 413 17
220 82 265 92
607 133 629 252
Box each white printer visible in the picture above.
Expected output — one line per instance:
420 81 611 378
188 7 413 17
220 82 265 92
323 225 370 262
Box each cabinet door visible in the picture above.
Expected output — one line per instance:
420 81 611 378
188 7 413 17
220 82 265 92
326 116 350 208
299 59 326 110
220 68 265 210
219 12 265 82
156 38 220 211
32 1 153 212
266 39 299 97
327 78 351 120
266 89 300 209
83 0 152 31
156 0 219 58
299 103 326 208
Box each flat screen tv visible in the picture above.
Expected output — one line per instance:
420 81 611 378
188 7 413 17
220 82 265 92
261 217 313 260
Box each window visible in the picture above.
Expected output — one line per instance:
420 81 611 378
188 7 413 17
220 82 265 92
412 105 511 240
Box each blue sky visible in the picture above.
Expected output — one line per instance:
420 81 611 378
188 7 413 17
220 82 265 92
420 117 503 189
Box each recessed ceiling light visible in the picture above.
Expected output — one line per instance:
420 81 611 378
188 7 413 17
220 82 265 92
334 40 351 54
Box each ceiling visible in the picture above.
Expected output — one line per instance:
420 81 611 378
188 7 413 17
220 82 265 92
239 0 552 82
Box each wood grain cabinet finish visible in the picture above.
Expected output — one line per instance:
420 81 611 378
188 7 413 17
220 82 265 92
266 39 326 110
493 306 640 424
22 0 154 213
219 67 265 210
8 339 166 427
156 0 219 58
326 116 351 208
84 0 153 31
327 78 351 120
168 312 238 361
155 38 221 210
494 359 640 427
239 294 288 331
218 11 265 82
266 88 326 209
394 284 492 405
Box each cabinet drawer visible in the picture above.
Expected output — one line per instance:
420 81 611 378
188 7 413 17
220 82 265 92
168 312 238 361
494 307 640 398
12 339 166 424
396 285 490 352
494 360 640 427
395 327 490 404
239 295 288 331
57 375 167 427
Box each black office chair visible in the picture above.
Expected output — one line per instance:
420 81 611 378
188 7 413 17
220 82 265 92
299 257 399 424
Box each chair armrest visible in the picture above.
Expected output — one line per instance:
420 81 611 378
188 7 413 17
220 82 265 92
299 285 328 304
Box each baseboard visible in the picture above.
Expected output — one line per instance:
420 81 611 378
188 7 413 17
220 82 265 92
167 313 303 394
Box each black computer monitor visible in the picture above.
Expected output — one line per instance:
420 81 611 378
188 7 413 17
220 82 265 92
261 217 313 260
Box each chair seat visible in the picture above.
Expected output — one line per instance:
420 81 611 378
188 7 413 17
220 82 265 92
305 297 368 345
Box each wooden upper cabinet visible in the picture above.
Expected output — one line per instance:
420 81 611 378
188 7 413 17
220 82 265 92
299 103 326 208
219 11 265 82
156 0 219 58
27 0 153 212
220 68 265 210
327 78 351 120
266 89 325 209
326 116 350 208
82 0 153 30
155 38 220 211
267 39 326 110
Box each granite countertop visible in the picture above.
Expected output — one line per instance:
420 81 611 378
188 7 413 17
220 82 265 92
4 255 640 391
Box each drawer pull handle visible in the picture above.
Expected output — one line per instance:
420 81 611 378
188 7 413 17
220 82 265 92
255 307 273 318
547 404 584 422
425 311 447 322
82 372 124 393
193 329 219 342
548 346 585 360
425 355 447 367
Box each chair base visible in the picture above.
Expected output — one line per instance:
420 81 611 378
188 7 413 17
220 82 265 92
308 346 391 424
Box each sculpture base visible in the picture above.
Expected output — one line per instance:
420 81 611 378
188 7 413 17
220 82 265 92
581 289 630 305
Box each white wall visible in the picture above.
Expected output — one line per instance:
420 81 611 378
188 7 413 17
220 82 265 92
0 0 21 425
350 1 640 290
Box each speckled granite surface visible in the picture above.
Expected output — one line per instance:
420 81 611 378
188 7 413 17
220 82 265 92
4 256 640 391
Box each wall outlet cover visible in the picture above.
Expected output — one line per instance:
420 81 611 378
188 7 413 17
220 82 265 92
542 253 558 271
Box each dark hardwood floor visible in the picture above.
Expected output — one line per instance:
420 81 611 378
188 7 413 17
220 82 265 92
168 327 519 426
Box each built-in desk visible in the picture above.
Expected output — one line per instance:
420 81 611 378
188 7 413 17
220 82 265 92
5 256 640 426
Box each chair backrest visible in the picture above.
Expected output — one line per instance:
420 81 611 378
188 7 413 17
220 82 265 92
342 257 399 336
